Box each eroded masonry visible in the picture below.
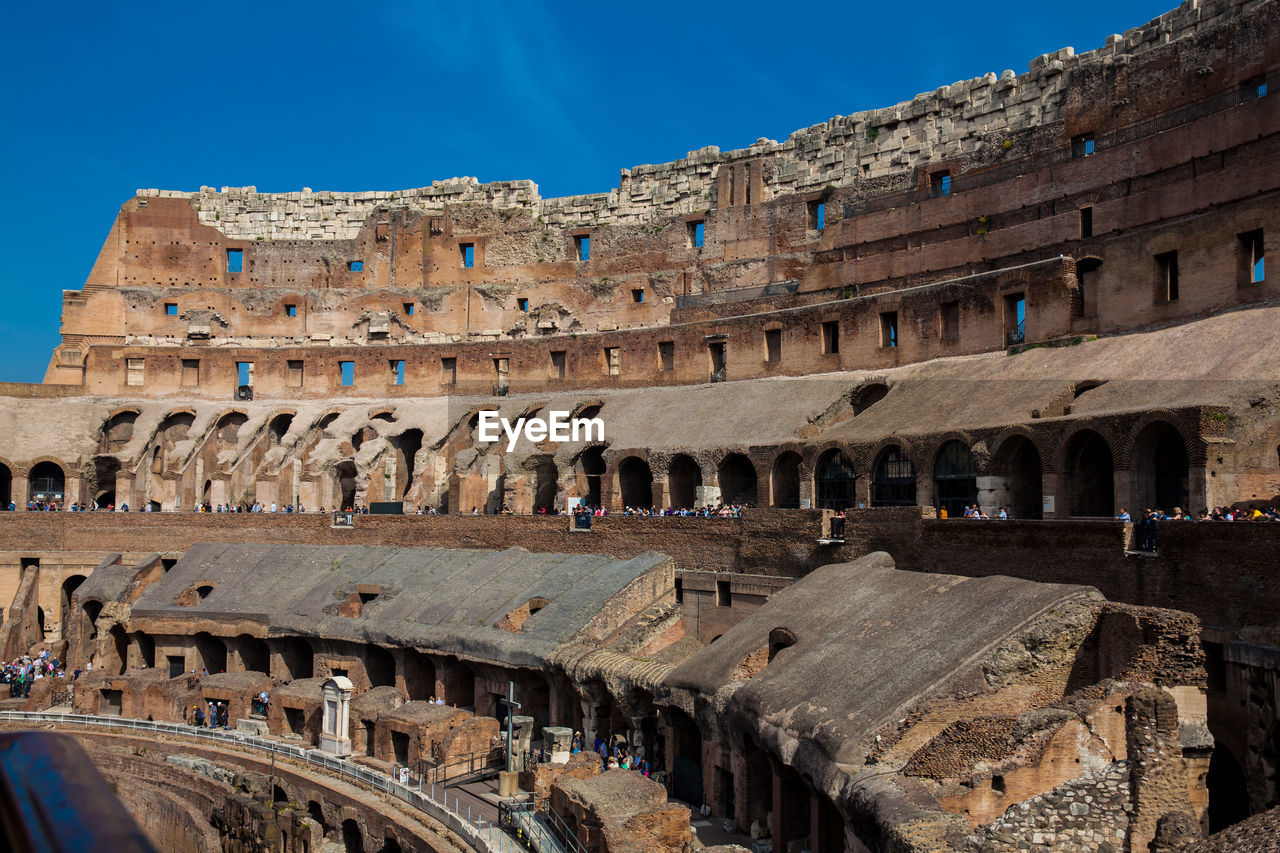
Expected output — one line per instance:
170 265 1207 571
1 0 1279 850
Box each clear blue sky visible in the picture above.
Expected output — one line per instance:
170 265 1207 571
0 0 1173 383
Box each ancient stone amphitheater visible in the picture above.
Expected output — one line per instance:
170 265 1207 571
1 0 1278 850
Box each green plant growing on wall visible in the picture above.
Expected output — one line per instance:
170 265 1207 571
1003 139 1014 150
976 215 990 236
866 127 880 142
821 184 837 202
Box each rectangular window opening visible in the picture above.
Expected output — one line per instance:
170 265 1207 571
226 249 243 273
1239 229 1265 285
765 328 782 364
808 201 825 231
930 171 951 198
181 358 200 386
460 243 475 268
285 303 298 317
287 360 304 388
658 341 675 372
125 358 145 387
340 361 355 387
688 220 705 248
494 357 509 384
348 260 363 272
441 357 457 385
236 361 253 387
164 302 178 316
516 297 529 312
403 302 415 316
1241 76 1268 101
550 350 566 379
1071 134 1096 158
1004 294 1026 345
674 577 684 605
1080 206 1093 239
821 320 840 355
631 288 644 304
604 346 620 376
716 580 732 607
575 235 590 261
940 301 960 342
880 311 899 348
1156 251 1179 302
391 359 405 386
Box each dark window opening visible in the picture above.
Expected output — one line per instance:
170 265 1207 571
716 580 731 607
604 347 620 376
631 288 644 303
765 329 781 364
181 359 200 386
1071 134 1096 158
1004 293 1026 345
991 775 1006 794
674 577 683 604
340 361 355 387
659 341 675 372
441 357 457 384
940 301 959 341
688 220 704 248
391 360 405 386
708 341 726 381
348 261 363 272
1241 76 1268 101
226 249 243 273
880 311 898 348
872 446 917 506
575 235 590 261
517 297 529 312
403 302 415 316
285 304 298 317
807 201 825 231
930 171 951 198
821 321 839 355
1156 251 1179 302
1204 641 1226 693
767 628 796 663
167 655 185 679
1239 230 1264 285
164 303 177 316
460 243 474 268
1080 206 1093 239
550 350 566 379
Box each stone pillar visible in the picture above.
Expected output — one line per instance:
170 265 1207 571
509 715 535 767
1113 466 1133 517
1126 689 1193 852
542 726 574 763
114 471 134 511
771 763 789 853
319 676 354 756
1041 472 1063 519
13 473 28 510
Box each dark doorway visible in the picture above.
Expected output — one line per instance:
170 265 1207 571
814 449 856 510
871 446 916 506
618 457 653 509
0 464 10 508
1206 744 1250 832
992 436 1043 519
1063 430 1114 517
669 709 703 806
1132 422 1189 512
342 819 363 853
933 441 977 517
579 446 605 508
771 452 801 508
717 454 757 505
60 575 87 640
335 461 358 510
668 454 701 509
29 461 65 502
531 455 557 513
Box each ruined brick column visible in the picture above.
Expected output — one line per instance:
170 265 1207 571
1126 688 1197 851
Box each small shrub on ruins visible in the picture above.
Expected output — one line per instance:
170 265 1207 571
866 127 880 142
1003 139 1014 150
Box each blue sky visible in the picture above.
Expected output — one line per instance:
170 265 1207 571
0 0 1173 383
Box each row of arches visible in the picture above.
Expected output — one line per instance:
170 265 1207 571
599 420 1192 517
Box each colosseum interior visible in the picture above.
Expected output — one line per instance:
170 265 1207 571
1 0 1279 851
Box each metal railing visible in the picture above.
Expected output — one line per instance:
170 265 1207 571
1005 319 1026 346
0 711 520 853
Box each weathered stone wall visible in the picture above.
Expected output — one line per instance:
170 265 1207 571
966 762 1132 852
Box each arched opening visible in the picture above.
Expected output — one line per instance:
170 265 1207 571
668 454 702 509
579 446 605 507
60 575 87 640
379 836 404 853
194 632 227 674
871 446 916 506
308 801 330 837
1076 258 1101 319
814 449 856 510
82 600 103 643
150 446 163 475
215 412 248 452
768 628 796 663
107 623 126 675
366 645 395 688
717 454 757 505
95 491 115 509
531 455 558 513
335 461 358 510
771 452 801 508
90 456 120 508
1063 430 1114 517
991 436 1043 520
236 634 270 674
1131 422 1190 513
37 607 46 641
29 461 65 503
147 500 161 512
277 636 314 680
101 411 138 452
392 429 423 500
317 412 341 432
269 413 294 447
201 480 212 507
0 464 10 508
617 457 653 509
130 631 155 669
852 383 889 416
342 819 363 853
933 441 976 518
1206 744 1250 832
668 708 703 807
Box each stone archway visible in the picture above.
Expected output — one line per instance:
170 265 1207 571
1062 430 1114 517
771 451 802 508
989 436 1043 519
617 457 653 509
668 454 701 509
814 449 856 510
871 445 916 506
1131 421 1190 513
717 453 757 505
933 441 976 517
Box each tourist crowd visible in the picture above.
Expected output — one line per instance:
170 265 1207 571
2 650 65 698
